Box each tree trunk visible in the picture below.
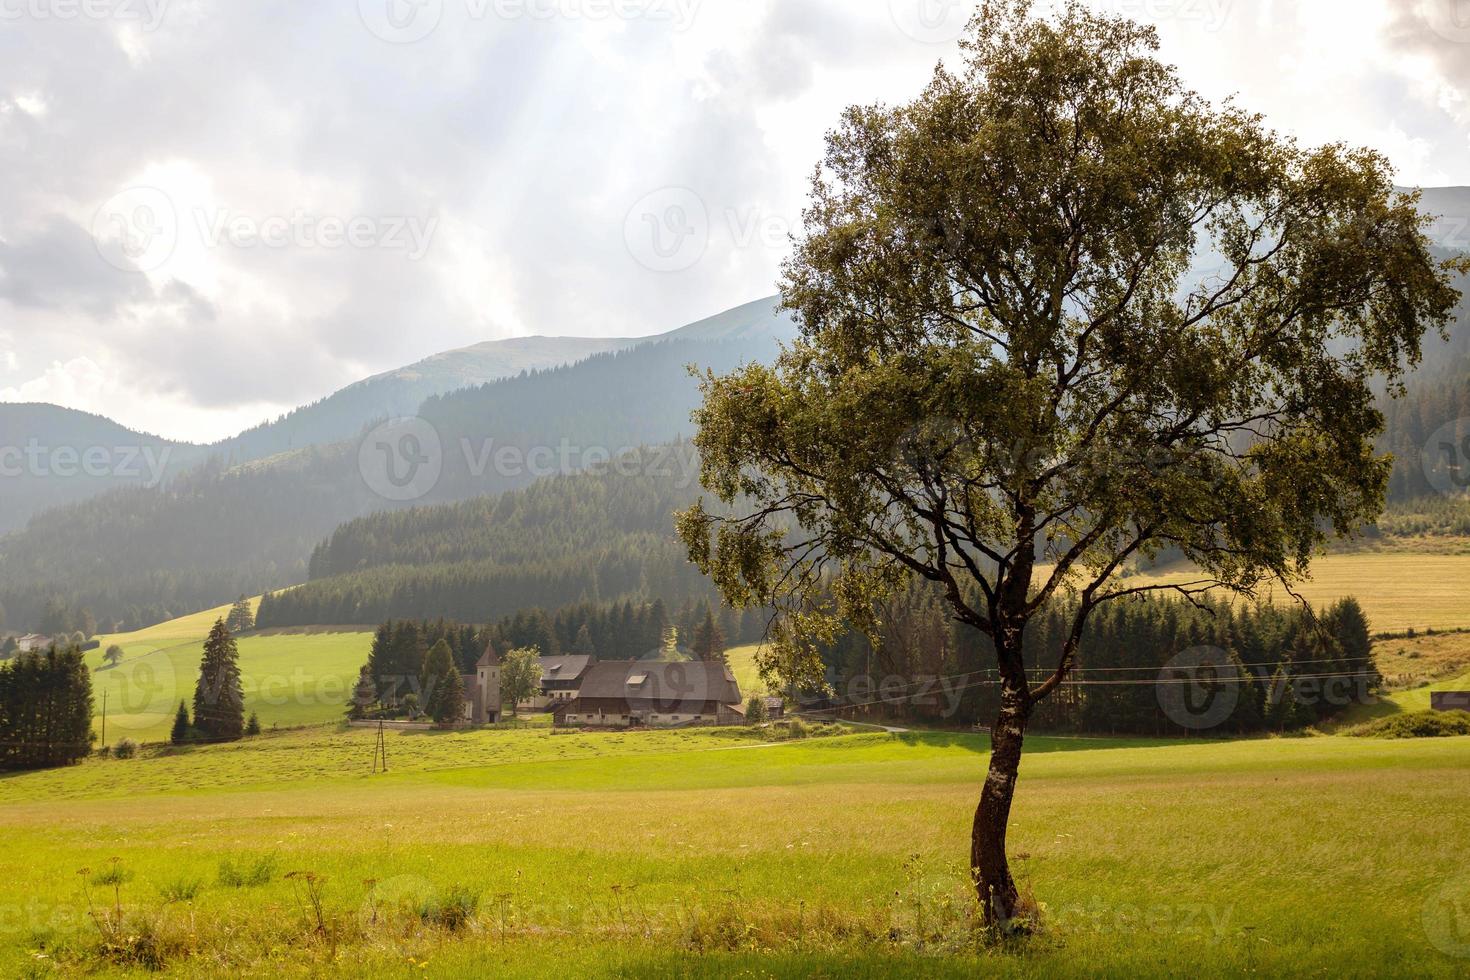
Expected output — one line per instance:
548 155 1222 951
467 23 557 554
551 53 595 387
972 686 1028 926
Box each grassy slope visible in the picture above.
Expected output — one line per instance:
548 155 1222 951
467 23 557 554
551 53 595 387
90 598 372 745
1124 550 1470 632
1 725 1468 977
725 643 764 696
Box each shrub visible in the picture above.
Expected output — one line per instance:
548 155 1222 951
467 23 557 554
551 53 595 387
91 860 135 888
1349 710 1470 739
745 695 769 724
218 854 277 888
112 738 139 760
158 876 205 903
418 885 480 932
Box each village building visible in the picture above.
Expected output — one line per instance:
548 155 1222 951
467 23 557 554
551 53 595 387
461 643 503 725
14 634 49 654
553 660 744 728
518 654 594 712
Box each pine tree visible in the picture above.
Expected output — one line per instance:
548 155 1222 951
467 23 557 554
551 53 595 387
691 606 727 664
423 640 465 725
194 619 245 741
572 624 597 660
349 665 377 720
225 596 255 634
171 700 191 744
244 712 261 737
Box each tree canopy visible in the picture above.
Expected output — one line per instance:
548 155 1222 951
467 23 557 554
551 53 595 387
678 0 1465 923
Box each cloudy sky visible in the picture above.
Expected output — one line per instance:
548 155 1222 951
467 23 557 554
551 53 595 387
1 0 1467 442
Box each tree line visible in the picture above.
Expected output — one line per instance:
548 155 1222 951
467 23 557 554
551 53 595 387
815 586 1377 736
0 645 94 770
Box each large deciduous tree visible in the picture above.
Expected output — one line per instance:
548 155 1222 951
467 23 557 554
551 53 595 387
677 1 1466 925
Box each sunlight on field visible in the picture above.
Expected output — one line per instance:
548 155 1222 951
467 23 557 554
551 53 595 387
1125 550 1470 632
87 600 371 745
724 643 765 696
0 726 1467 977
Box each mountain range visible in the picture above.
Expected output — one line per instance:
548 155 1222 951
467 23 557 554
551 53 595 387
0 297 797 631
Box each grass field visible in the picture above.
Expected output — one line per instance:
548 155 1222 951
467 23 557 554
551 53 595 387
725 643 764 696
0 724 1467 977
1124 549 1470 633
89 599 373 746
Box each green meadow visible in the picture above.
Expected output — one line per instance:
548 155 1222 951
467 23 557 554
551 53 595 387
1 723 1468 977
89 599 373 745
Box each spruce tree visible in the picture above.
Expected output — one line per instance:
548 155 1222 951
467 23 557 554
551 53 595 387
572 624 597 660
423 640 465 725
691 606 727 664
244 712 261 737
170 700 191 744
194 619 245 741
349 665 377 720
225 596 256 634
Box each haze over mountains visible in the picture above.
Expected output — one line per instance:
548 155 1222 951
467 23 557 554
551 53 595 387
0 297 788 535
0 297 797 631
2 187 1468 635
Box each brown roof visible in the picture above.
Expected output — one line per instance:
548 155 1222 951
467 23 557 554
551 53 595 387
476 642 501 668
572 660 742 707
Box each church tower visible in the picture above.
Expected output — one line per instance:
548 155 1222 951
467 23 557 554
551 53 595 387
476 642 502 724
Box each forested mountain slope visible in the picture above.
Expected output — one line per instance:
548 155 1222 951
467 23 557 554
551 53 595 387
0 301 795 631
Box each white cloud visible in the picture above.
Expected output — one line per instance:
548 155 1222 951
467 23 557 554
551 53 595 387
0 0 1465 442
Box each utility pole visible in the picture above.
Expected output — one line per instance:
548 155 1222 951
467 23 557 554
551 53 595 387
371 719 388 774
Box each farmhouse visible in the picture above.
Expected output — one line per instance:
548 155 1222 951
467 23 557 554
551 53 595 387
518 654 594 712
461 643 503 725
553 660 744 728
15 634 49 653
